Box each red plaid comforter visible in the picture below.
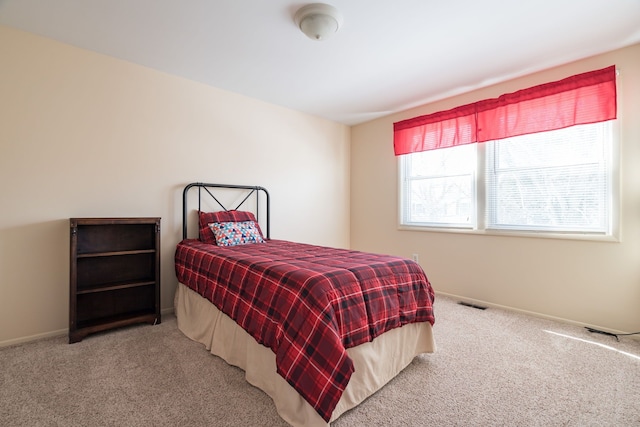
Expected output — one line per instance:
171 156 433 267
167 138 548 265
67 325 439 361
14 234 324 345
174 239 435 422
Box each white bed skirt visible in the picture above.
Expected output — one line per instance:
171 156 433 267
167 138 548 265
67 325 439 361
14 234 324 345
174 282 435 427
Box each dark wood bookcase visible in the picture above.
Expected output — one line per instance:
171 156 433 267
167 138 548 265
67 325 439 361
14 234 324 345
69 217 161 343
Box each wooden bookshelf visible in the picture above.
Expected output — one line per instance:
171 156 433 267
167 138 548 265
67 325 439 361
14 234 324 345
69 218 161 343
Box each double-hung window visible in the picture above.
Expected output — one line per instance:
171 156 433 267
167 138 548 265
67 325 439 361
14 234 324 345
396 66 617 238
401 143 476 228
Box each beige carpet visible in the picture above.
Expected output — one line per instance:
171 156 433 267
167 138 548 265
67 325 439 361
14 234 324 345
1 295 639 426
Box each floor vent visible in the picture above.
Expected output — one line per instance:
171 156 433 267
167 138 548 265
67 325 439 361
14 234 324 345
458 301 487 310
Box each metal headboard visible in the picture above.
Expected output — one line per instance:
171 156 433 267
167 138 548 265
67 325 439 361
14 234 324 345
182 182 270 240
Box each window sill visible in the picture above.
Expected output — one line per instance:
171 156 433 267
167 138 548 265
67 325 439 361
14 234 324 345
398 224 620 243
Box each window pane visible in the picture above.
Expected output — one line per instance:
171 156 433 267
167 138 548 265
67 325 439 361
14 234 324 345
402 144 476 227
487 122 610 233
407 176 473 225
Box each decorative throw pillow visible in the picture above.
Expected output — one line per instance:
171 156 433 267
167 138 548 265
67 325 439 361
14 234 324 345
209 221 265 246
198 210 263 244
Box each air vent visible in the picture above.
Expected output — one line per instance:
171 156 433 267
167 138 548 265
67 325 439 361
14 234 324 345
458 301 487 310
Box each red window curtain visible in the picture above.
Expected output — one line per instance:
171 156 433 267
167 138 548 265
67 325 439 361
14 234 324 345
393 65 617 156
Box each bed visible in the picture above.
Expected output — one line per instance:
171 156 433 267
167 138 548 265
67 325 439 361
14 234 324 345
174 183 436 426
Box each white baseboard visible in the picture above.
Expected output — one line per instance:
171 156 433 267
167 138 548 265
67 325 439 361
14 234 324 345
436 290 639 340
0 328 67 348
1 307 175 348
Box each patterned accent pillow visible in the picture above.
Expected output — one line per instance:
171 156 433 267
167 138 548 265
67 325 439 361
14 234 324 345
198 210 263 244
209 221 265 246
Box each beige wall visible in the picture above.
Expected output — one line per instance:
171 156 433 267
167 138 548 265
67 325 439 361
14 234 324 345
351 43 640 334
0 26 350 345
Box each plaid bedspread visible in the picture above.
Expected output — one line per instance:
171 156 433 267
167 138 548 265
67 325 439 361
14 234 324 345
174 239 435 422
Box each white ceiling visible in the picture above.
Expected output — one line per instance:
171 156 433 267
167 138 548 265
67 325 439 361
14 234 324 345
1 1 639 125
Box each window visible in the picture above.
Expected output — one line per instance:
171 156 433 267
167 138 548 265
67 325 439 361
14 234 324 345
401 144 476 228
400 121 615 235
395 65 617 238
486 122 612 233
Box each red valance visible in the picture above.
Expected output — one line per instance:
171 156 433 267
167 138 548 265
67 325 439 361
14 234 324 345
393 65 617 156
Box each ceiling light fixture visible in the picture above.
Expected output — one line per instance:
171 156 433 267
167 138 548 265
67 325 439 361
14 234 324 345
294 3 343 41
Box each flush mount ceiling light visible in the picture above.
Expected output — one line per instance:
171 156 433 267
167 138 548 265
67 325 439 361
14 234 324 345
294 3 343 41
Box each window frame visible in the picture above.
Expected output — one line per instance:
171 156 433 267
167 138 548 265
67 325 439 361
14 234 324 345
400 143 478 229
398 120 620 242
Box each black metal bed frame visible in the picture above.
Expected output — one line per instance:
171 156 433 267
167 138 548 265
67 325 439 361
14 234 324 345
182 182 270 240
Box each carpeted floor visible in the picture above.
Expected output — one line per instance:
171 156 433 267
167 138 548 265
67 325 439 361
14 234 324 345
1 295 639 426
